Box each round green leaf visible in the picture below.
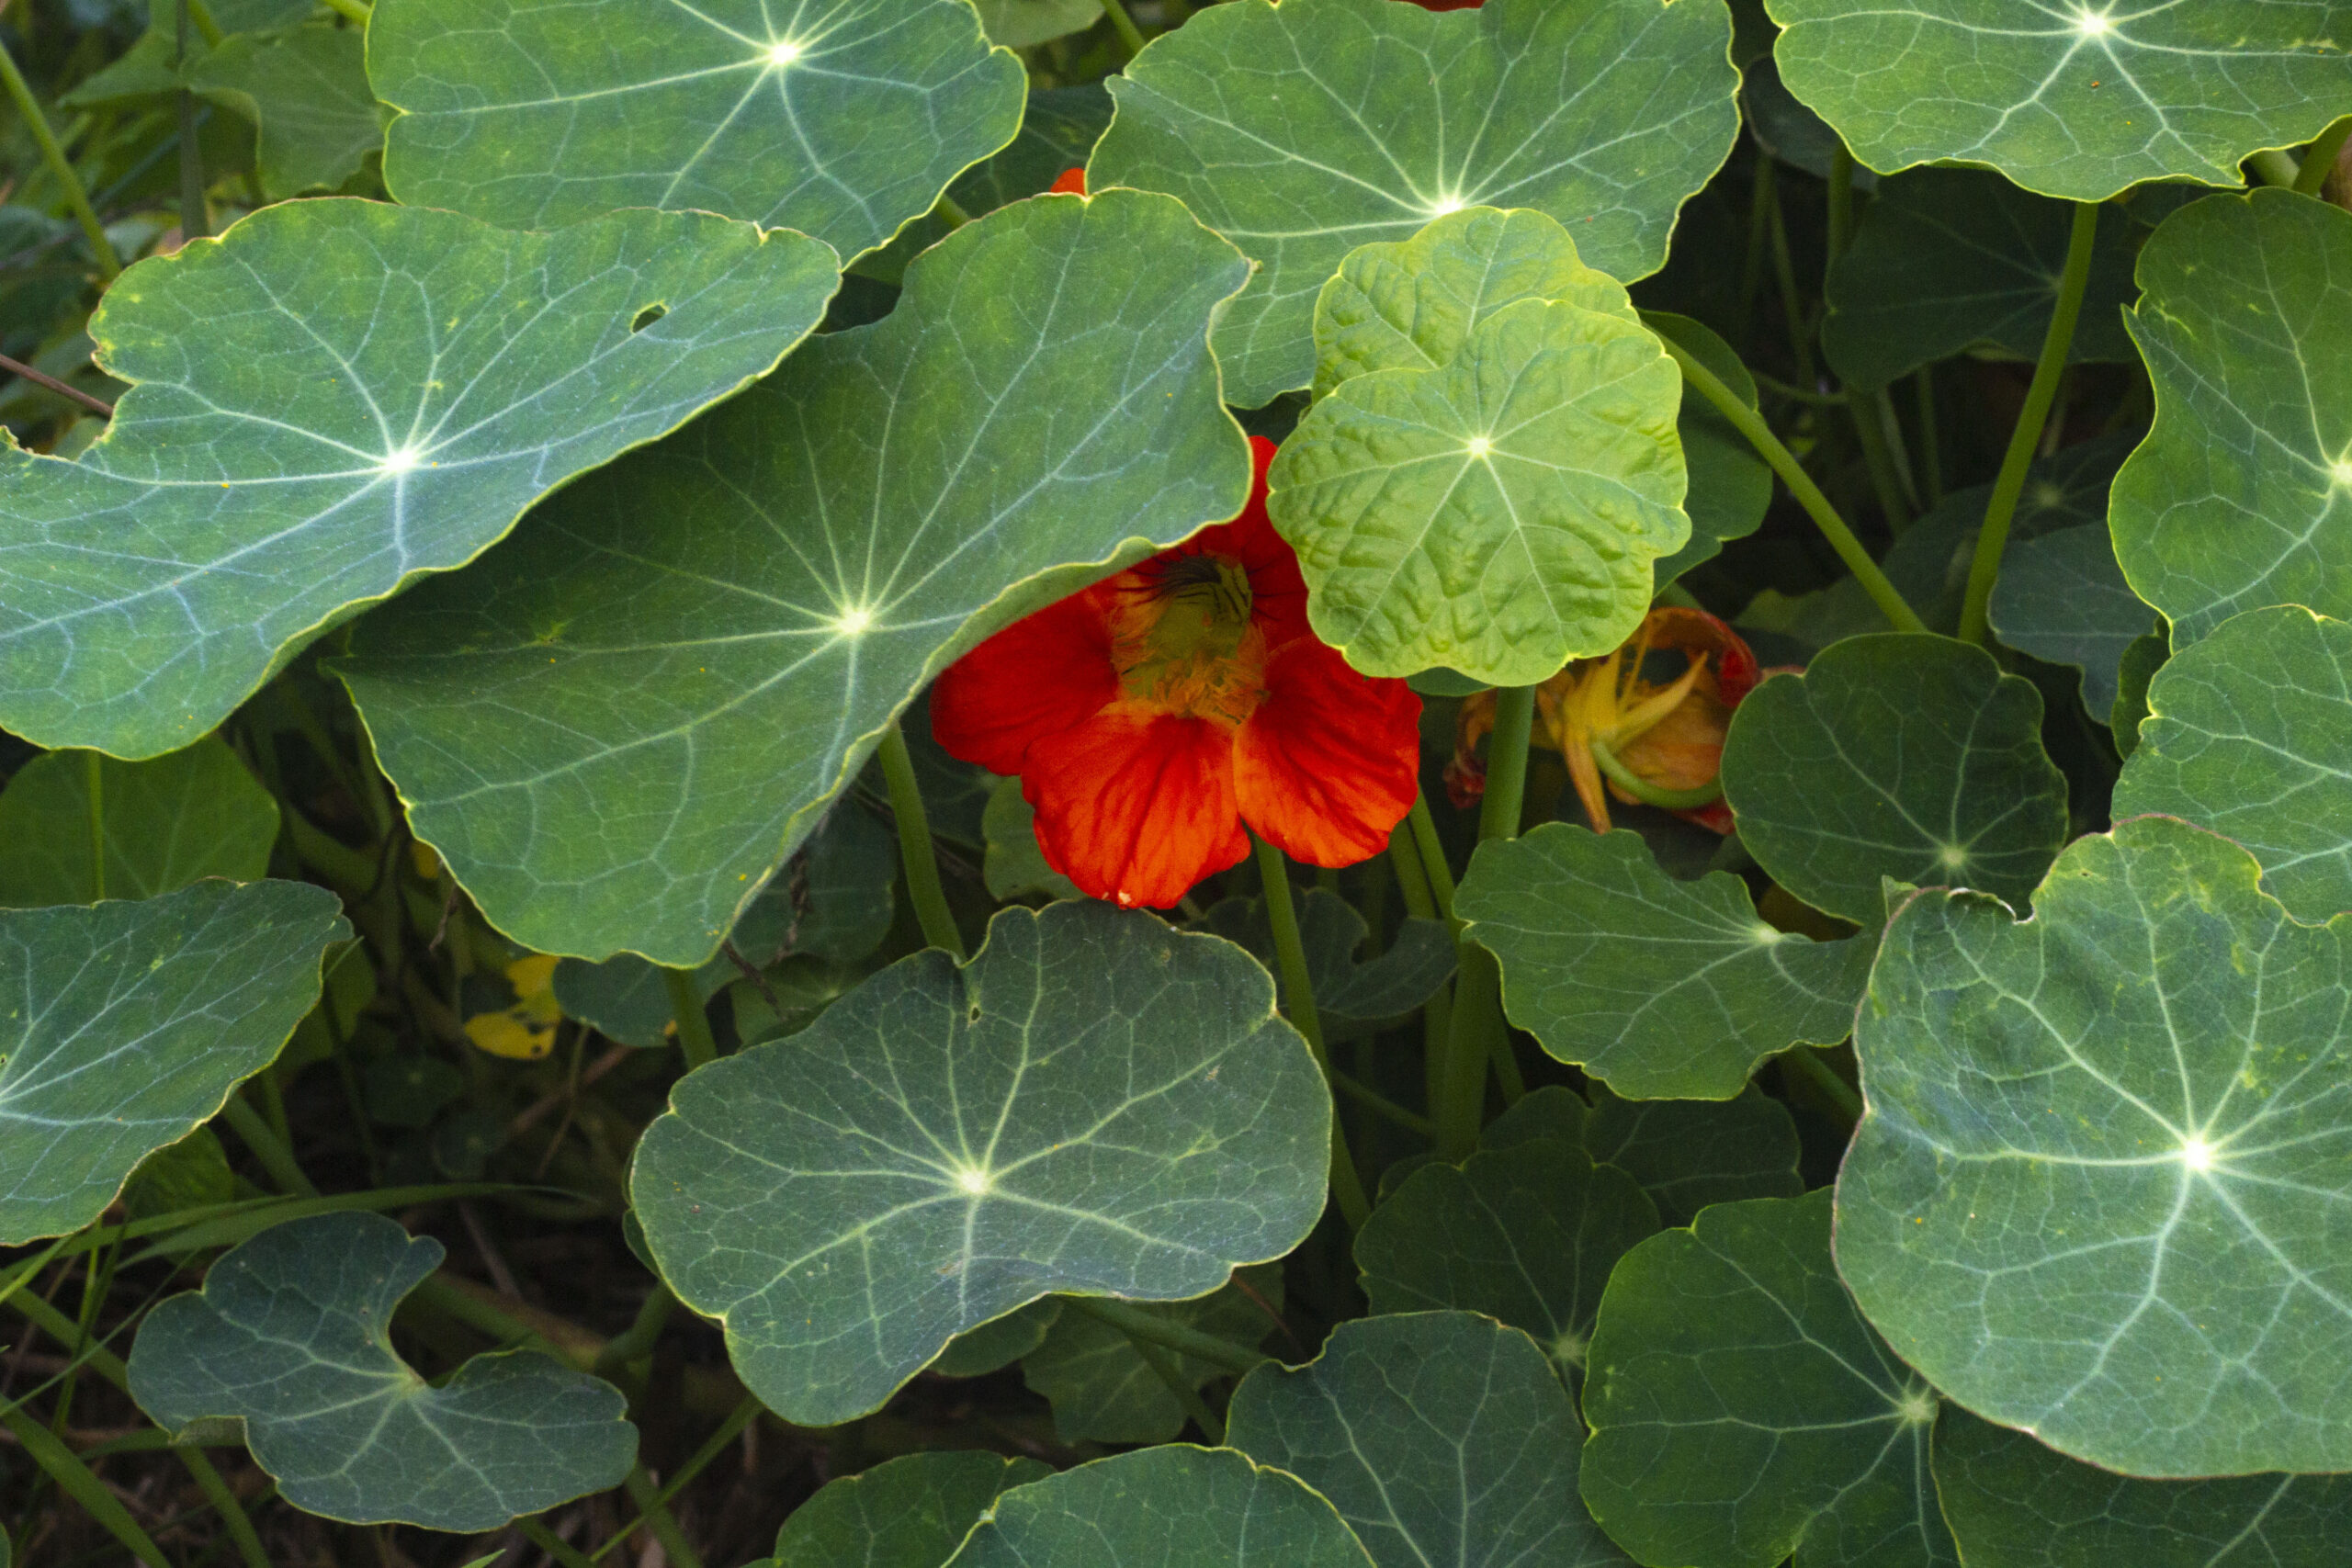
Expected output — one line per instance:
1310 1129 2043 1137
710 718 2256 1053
1227 1312 1626 1568
1838 815 2352 1476
1578 1085 1804 1228
1459 825 1873 1100
1765 0 2352 201
2114 606 2352 921
0 878 346 1245
1721 634 2070 925
2111 191 2352 647
1091 0 1740 405
1269 297 1689 684
337 189 1251 965
1354 1137 1658 1375
0 736 277 908
1822 166 2142 393
0 197 838 759
1987 524 2154 721
373 0 1025 262
1581 1190 1956 1568
629 901 1332 1427
128 1212 636 1529
1931 1405 2352 1568
1193 888 1454 1027
774 1450 1052 1568
943 1446 1376 1568
1023 1269 1283 1445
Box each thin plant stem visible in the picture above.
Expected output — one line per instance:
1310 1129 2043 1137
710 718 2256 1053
2294 115 2352 197
1254 836 1370 1229
1781 1044 1863 1126
83 750 105 901
1405 795 1456 925
220 1091 319 1198
519 1518 598 1568
2245 147 2301 187
0 1405 170 1567
1750 370 1845 407
1487 1024 1526 1106
1435 685 1534 1159
1914 369 1944 506
934 192 972 229
1098 0 1147 59
0 26 120 280
1661 337 1928 635
1061 1295 1270 1375
0 351 112 416
622 1467 704 1568
590 1396 763 1562
1588 738 1724 810
320 0 371 23
877 720 967 960
661 966 717 1072
1329 1069 1432 1137
1736 153 1773 344
1122 1328 1226 1443
1763 166 1814 386
1958 199 2099 647
593 1283 675 1376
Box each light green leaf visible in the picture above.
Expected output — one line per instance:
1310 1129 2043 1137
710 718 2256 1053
1931 1405 2352 1568
0 736 277 907
0 879 345 1245
1578 1085 1804 1227
629 902 1331 1427
190 24 381 200
1822 166 2142 392
1764 0 2352 201
943 1446 1376 1568
1646 312 1772 588
2110 191 2352 647
1023 1269 1283 1445
932 1299 1062 1379
982 774 1081 903
0 197 837 759
1459 825 1871 1099
1838 815 2352 1476
337 189 1250 965
129 1212 635 1529
2113 606 2352 920
1721 634 2069 924
1581 1190 1957 1568
774 1450 1053 1568
974 0 1103 50
1227 1312 1628 1568
1988 524 2154 720
1269 298 1688 684
1354 1137 1657 1375
373 0 1026 262
1193 888 1454 1027
1091 0 1740 405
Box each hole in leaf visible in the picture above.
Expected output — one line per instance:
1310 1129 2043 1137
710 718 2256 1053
630 304 667 333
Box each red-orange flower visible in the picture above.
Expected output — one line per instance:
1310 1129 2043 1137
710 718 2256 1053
1049 167 1088 196
932 438 1423 908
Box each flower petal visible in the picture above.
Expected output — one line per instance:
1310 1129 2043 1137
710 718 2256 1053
1236 637 1421 867
1024 708 1249 908
931 587 1118 774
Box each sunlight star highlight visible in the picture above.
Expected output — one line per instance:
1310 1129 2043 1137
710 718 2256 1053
932 437 1421 908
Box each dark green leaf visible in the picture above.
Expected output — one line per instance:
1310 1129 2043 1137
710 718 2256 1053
1988 524 2154 721
774 1450 1052 1568
1022 1269 1283 1444
1646 312 1771 587
973 0 1102 50
0 736 277 907
932 1299 1062 1379
189 24 380 200
1193 888 1453 1026
982 775 1081 904
1579 1085 1804 1228
2109 625 2168 760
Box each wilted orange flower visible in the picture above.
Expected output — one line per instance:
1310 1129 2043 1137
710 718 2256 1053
1445 607 1761 835
932 438 1423 908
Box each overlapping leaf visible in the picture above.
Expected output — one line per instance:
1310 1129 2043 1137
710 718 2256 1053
1227 1312 1626 1568
1459 825 1872 1099
0 197 837 759
1581 1190 1956 1568
130 1213 636 1529
773 1450 1052 1568
0 736 277 907
1578 1086 1805 1226
2111 191 2352 646
1721 634 2069 924
1838 815 2352 1476
1988 524 2153 720
1766 0 2352 200
629 902 1330 1427
1822 166 2141 392
1023 1269 1283 1444
2113 606 2352 920
192 24 380 199
1932 1406 2352 1567
1091 0 1740 404
1193 888 1454 1027
373 0 1025 261
338 190 1251 965
943 1446 1375 1568
0 879 345 1245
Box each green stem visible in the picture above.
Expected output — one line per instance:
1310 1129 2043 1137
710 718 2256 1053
319 0 372 24
175 5 209 243
1255 837 1370 1229
661 966 718 1072
1749 370 1846 407
1098 0 1148 59
1764 164 1814 387
0 1406 170 1568
623 1466 705 1568
1663 338 1928 636
593 1283 675 1376
1735 153 1773 344
591 1397 763 1562
2295 115 2352 197
220 1091 319 1198
877 721 967 960
2245 147 2301 187
934 192 972 229
1385 820 1437 922
1406 795 1456 926
1061 1296 1270 1375
1123 1329 1227 1442
1781 1044 1863 1126
520 1518 599 1568
0 35 120 280
1329 1069 1433 1137
1588 738 1724 810
1435 685 1534 1158
1958 199 2099 647
84 750 105 901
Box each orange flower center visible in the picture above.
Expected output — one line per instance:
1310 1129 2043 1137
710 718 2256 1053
1108 553 1269 727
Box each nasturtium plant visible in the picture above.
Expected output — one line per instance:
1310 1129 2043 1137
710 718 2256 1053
9 0 2352 1558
